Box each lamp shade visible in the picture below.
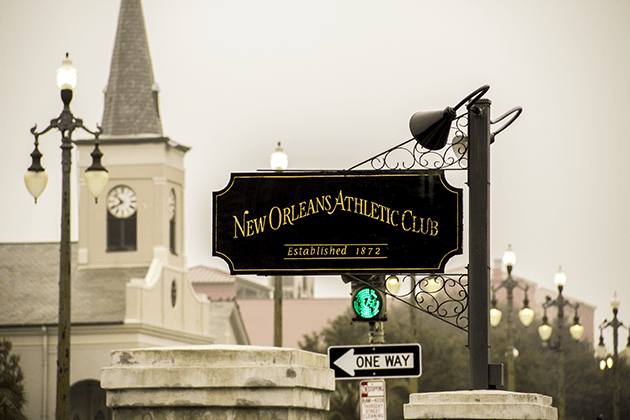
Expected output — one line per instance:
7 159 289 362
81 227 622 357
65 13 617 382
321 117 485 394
57 54 77 90
385 275 401 295
270 141 288 170
423 277 442 294
490 307 502 327
85 170 109 201
85 141 108 201
570 323 584 341
503 245 516 268
611 291 620 310
25 141 48 203
24 170 49 203
538 323 553 341
409 107 456 151
554 267 567 287
596 337 607 359
518 307 535 327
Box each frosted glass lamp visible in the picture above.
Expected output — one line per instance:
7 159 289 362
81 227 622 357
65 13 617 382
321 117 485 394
57 53 77 90
518 307 535 327
490 307 502 327
270 142 288 170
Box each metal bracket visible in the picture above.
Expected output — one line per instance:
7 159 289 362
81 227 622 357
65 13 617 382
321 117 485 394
352 274 469 332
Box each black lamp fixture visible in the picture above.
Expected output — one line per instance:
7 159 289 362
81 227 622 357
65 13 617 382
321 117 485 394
537 266 584 420
25 53 109 204
596 292 628 420
349 85 523 390
409 85 489 150
408 85 523 390
25 53 107 420
408 84 522 152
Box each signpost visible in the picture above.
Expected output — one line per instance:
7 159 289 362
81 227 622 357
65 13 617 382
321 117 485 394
213 171 462 275
360 379 386 420
328 343 421 380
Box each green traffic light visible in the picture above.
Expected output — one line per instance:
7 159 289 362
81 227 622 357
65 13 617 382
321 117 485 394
353 287 382 319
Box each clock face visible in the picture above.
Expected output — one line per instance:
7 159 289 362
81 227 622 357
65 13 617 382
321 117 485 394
168 189 176 220
107 185 137 218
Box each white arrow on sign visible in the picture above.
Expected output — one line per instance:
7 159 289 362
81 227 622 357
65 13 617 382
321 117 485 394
333 348 415 376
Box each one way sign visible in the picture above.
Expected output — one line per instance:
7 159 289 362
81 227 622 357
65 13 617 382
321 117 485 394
328 343 421 380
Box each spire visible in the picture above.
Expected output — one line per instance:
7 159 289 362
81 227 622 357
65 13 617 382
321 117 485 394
101 0 163 137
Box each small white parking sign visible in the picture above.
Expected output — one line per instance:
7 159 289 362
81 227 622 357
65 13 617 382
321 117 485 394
360 379 386 420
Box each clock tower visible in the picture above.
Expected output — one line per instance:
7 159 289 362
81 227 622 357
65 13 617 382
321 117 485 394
76 0 189 272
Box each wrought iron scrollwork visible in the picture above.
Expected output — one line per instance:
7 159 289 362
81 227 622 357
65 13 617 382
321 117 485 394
350 274 469 331
348 115 469 171
392 274 469 331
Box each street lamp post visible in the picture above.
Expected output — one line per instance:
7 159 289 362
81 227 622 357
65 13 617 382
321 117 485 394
403 85 522 389
596 292 628 420
270 142 288 347
25 54 108 420
489 245 535 391
537 267 584 420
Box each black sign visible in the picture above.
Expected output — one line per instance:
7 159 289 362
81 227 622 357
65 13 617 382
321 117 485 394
328 344 422 380
213 170 462 275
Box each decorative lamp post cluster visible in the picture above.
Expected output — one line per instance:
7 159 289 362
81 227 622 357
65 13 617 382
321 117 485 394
537 266 584 420
596 292 629 420
270 142 288 347
26 54 108 420
489 245 534 391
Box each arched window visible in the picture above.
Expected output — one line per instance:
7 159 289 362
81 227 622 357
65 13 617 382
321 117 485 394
70 380 112 420
106 185 137 252
168 188 176 255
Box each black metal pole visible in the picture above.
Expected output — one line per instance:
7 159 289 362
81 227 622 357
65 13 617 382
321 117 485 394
506 273 515 391
468 98 492 389
274 276 283 347
55 88 77 420
56 132 72 420
557 288 565 420
612 309 620 420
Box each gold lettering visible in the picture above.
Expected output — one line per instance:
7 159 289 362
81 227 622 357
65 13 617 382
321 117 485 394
307 199 316 216
328 190 346 214
283 207 294 226
356 197 364 215
343 197 356 211
291 205 298 222
430 219 438 236
246 219 254 237
316 197 325 213
269 207 282 230
412 217 429 234
299 201 307 219
391 210 400 227
232 210 249 238
253 215 267 234
402 210 413 231
370 201 380 219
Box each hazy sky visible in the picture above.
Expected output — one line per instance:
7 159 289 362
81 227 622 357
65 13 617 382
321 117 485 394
1 0 629 352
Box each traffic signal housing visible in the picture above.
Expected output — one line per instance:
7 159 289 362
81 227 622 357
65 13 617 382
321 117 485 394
342 274 387 322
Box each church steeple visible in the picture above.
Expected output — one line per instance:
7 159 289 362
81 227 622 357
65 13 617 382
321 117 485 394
101 0 162 137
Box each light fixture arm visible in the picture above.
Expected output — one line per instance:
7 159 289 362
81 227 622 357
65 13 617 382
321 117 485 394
491 106 523 137
453 85 491 113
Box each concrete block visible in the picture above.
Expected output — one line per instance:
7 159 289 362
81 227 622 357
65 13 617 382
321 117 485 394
101 345 335 420
404 390 557 420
